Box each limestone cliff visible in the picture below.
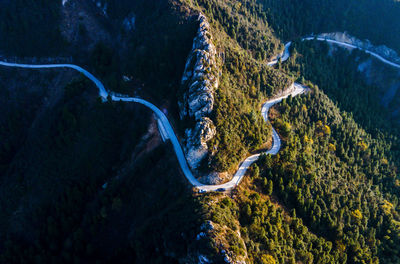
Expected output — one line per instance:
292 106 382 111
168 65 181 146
179 13 219 170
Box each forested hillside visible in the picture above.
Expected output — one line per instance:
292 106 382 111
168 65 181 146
187 0 400 174
1 0 400 263
186 0 400 263
0 69 207 263
0 1 204 262
0 0 64 56
282 40 400 160
178 0 293 174
260 0 400 53
267 88 400 263
200 87 400 263
95 0 197 102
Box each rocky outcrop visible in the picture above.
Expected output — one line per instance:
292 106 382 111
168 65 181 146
318 32 400 64
180 14 219 169
198 171 230 185
184 117 216 169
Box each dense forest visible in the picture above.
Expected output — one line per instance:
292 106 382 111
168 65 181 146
88 0 197 101
292 40 400 128
0 0 65 56
1 0 400 263
201 88 400 263
0 71 208 263
201 184 343 263
260 0 400 53
208 44 292 172
282 40 400 163
188 0 400 263
266 88 400 263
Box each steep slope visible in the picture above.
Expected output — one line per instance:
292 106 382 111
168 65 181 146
283 39 400 132
180 0 293 181
0 68 206 263
1 0 400 263
183 1 400 263
259 0 400 53
180 14 219 171
196 86 400 264
266 88 400 263
0 1 204 263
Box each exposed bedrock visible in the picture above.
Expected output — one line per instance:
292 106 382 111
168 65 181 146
184 117 216 170
179 13 219 170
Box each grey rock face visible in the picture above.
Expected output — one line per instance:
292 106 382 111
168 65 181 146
180 14 219 169
184 117 216 169
180 14 218 120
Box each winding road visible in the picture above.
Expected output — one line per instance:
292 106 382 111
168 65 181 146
0 35 398 192
302 37 400 69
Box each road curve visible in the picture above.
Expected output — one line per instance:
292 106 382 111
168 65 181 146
305 37 400 69
0 59 305 192
0 60 207 188
198 83 306 192
1 36 397 192
267 42 292 66
273 37 400 69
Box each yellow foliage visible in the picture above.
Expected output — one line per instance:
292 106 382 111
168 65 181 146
381 200 394 215
358 141 368 151
250 85 257 97
323 125 331 135
351 209 363 220
261 254 276 264
303 135 314 145
302 104 307 112
328 143 336 152
381 158 389 165
335 240 346 252
282 122 292 135
391 220 400 231
395 179 400 187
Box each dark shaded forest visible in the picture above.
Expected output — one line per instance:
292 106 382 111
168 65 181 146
0 73 208 263
0 0 65 56
259 0 400 53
